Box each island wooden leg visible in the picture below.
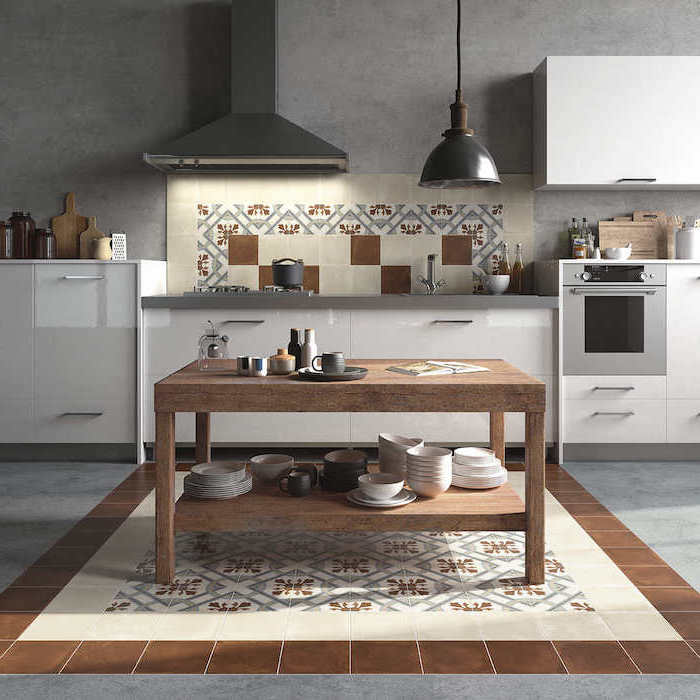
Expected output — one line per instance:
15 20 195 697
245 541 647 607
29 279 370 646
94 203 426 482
489 411 505 464
156 411 176 584
525 411 545 584
195 412 211 464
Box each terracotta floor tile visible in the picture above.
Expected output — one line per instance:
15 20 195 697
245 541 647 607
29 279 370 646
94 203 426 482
351 641 421 674
604 548 667 566
62 641 147 674
34 546 98 568
0 641 80 673
574 516 628 531
419 641 493 674
11 566 78 588
640 587 700 611
589 530 649 548
562 503 611 516
550 492 599 504
621 641 700 673
0 641 12 655
280 641 349 674
662 612 700 640
553 641 639 674
134 641 214 674
0 587 61 611
486 641 566 674
0 612 37 639
687 641 700 654
207 641 282 674
620 566 690 587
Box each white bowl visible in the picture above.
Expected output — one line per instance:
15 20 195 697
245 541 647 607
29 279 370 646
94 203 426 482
407 477 451 498
249 453 294 482
483 274 510 295
358 473 405 500
406 446 452 459
453 447 496 466
378 434 424 475
604 246 632 260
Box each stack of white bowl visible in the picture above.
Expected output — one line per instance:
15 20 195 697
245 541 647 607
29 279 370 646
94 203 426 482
378 433 424 478
452 447 507 489
405 446 453 498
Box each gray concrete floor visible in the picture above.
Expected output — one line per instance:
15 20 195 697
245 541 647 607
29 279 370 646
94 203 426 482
1 460 698 698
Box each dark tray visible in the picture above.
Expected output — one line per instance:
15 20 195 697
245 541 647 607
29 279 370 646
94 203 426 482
296 367 368 382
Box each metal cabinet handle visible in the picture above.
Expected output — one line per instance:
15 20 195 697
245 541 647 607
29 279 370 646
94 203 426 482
616 178 657 183
431 320 474 325
62 275 105 280
592 386 635 391
221 320 265 325
592 411 635 417
61 411 104 417
570 288 657 295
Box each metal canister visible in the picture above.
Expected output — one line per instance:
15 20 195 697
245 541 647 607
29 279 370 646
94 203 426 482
0 221 12 258
34 227 56 259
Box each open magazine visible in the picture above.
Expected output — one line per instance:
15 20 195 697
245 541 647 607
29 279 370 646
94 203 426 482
387 361 490 377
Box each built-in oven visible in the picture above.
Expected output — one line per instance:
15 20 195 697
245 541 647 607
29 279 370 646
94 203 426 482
562 263 666 375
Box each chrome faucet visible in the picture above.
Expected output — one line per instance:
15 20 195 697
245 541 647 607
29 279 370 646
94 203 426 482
418 253 447 295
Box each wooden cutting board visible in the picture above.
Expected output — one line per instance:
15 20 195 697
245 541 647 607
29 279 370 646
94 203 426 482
598 220 665 259
632 210 674 258
79 217 105 259
51 192 88 259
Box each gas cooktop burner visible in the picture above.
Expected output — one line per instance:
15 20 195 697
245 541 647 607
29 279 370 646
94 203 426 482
185 285 314 296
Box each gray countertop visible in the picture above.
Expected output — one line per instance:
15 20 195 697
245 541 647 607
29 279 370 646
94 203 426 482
141 294 559 310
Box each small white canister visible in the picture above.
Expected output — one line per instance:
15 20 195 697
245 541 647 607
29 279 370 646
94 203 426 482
676 221 700 260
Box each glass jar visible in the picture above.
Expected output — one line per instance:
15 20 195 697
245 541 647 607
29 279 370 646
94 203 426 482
34 228 56 259
0 221 12 259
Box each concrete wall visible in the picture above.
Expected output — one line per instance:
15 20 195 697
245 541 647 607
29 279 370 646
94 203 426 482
2 0 700 259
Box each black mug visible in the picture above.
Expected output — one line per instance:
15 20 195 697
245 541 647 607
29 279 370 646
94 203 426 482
279 469 314 497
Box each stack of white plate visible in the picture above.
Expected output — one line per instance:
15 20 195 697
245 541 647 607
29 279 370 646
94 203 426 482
184 461 253 500
451 447 507 489
405 446 452 498
378 433 424 477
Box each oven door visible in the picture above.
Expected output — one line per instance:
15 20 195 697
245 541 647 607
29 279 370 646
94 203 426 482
563 286 666 375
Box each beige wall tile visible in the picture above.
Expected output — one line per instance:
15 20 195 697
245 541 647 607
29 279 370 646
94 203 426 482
228 265 260 289
167 175 200 205
351 265 381 294
286 235 320 264
319 235 350 264
440 265 474 293
259 235 292 263
319 264 352 294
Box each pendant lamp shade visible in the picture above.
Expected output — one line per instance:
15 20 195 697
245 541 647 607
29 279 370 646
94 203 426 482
419 0 500 188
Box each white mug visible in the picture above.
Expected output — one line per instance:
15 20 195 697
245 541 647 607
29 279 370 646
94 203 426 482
250 357 267 377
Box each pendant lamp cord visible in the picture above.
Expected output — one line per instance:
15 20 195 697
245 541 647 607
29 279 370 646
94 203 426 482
456 0 461 93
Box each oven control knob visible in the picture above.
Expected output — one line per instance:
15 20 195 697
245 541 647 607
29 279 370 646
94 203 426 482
649 273 656 279
581 271 592 281
639 271 648 281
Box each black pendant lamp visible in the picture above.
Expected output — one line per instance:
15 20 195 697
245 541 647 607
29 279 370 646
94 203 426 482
419 0 500 188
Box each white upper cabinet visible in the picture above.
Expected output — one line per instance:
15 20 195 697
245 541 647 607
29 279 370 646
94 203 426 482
534 56 700 189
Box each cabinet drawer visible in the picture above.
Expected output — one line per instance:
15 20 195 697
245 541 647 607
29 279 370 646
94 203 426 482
146 308 351 378
35 264 135 328
35 399 134 443
564 400 666 443
350 309 555 375
0 400 34 443
667 400 700 443
564 375 666 401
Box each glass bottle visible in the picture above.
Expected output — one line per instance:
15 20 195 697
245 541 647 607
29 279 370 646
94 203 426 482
287 328 302 370
567 218 579 257
301 328 317 370
581 217 595 258
508 243 524 294
0 221 12 259
498 241 511 276
9 211 29 259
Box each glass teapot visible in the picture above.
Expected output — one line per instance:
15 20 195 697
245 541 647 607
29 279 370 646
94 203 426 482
198 320 229 371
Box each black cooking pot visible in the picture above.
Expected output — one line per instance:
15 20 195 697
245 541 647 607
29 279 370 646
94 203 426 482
272 258 304 288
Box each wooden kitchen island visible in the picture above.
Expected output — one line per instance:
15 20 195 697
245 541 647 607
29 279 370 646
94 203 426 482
154 359 546 584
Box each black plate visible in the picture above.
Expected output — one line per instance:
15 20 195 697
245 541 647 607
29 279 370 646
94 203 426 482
296 367 368 382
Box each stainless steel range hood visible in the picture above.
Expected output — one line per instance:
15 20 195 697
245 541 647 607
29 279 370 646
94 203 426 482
143 0 348 174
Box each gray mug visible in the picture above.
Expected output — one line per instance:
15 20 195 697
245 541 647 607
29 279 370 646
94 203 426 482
312 352 345 374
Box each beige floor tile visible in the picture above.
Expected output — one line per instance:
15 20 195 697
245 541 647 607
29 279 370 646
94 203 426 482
585 586 655 613
415 612 482 640
90 612 169 640
155 612 226 641
478 612 545 641
218 611 289 641
350 612 416 641
42 586 117 614
599 611 682 641
19 613 101 641
286 611 350 641
537 612 615 640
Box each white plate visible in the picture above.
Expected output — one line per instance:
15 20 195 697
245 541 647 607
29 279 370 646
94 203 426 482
453 447 496 465
191 461 248 479
346 488 416 508
452 464 503 477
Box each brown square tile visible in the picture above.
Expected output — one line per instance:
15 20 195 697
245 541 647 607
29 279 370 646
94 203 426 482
442 235 472 265
87 503 138 518
0 641 12 655
550 492 599 504
34 547 97 568
134 641 214 674
688 640 700 654
351 641 421 674
574 516 628 531
11 566 78 588
102 490 151 505
419 641 493 673
553 641 639 674
228 234 258 265
640 587 700 611
259 265 273 289
303 265 320 294
207 641 281 674
0 612 37 639
76 517 127 532
351 235 380 265
0 587 61 612
662 612 700 640
621 641 700 673
562 503 611 516
62 641 147 674
381 265 411 295
589 530 649 548
280 641 349 674
486 641 566 674
55 528 113 548
620 566 690 587
604 548 667 566
0 641 80 673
